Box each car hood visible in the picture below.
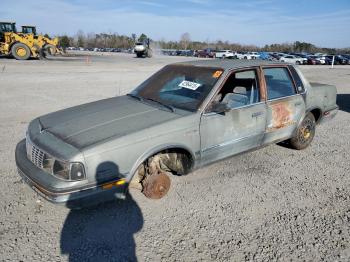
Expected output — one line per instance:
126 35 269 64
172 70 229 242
39 95 182 149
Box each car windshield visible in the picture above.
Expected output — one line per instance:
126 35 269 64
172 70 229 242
130 64 224 112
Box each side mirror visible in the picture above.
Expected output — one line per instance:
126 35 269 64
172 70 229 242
210 102 230 114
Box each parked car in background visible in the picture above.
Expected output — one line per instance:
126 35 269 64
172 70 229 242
195 48 215 58
182 50 195 57
325 55 348 65
279 55 306 65
307 55 325 65
269 53 282 61
259 52 273 60
315 55 326 64
215 50 235 59
324 56 333 65
306 56 320 65
337 55 350 65
341 54 350 64
240 52 260 59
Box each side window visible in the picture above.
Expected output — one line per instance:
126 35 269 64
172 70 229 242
288 65 305 93
214 69 260 109
263 67 296 100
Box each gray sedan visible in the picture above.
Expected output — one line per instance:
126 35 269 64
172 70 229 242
15 60 338 207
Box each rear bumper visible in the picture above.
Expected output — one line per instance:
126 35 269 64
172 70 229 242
319 106 338 124
15 139 127 207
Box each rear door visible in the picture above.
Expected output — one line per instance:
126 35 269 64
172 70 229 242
262 66 306 144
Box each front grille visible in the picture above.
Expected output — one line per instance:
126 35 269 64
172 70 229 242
26 135 45 169
31 144 45 168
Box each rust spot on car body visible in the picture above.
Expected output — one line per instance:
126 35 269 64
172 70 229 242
268 102 295 131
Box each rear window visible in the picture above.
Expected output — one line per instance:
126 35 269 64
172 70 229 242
288 65 304 93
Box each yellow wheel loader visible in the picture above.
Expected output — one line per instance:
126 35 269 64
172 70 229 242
21 25 63 57
0 22 42 60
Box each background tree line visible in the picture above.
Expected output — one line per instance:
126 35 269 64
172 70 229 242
58 31 350 54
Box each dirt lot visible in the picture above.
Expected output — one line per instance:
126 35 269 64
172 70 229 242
0 53 349 261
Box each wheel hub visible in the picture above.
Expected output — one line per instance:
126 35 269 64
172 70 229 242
142 172 171 199
16 47 26 57
301 127 311 139
298 119 314 143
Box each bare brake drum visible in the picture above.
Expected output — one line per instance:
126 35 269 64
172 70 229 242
142 171 171 199
131 152 190 199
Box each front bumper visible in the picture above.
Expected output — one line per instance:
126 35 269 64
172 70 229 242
15 139 127 207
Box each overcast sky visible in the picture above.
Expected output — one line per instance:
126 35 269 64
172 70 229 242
1 0 350 47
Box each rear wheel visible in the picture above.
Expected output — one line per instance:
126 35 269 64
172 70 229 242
296 61 301 65
11 43 31 60
290 113 316 150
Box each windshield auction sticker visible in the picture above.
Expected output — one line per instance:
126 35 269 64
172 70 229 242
179 80 201 90
212 70 223 78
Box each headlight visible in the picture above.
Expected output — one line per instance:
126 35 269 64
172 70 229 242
70 162 86 180
48 158 86 181
52 160 86 181
53 160 70 180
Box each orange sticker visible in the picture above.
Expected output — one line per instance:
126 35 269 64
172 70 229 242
212 70 223 78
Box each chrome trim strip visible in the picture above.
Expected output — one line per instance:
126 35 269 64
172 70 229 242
201 133 261 153
203 102 265 116
267 94 301 103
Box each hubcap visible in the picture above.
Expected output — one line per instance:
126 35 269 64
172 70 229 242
16 47 27 57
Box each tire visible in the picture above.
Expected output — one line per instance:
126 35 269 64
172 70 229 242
146 49 152 58
11 42 31 60
296 61 301 65
136 53 142 58
43 44 56 56
290 113 316 150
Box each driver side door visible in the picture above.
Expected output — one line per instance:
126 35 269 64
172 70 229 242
199 68 267 165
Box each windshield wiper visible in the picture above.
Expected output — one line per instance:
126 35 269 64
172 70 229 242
144 97 175 113
127 93 143 101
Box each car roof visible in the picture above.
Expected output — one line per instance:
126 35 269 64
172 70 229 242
175 59 286 70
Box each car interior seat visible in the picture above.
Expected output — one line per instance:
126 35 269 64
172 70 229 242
222 86 249 108
221 78 256 108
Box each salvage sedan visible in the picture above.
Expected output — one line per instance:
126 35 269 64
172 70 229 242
15 60 338 206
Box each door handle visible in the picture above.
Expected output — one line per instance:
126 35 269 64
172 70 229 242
295 102 302 106
252 111 264 117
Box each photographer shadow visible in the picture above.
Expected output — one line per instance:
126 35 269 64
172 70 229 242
61 162 143 262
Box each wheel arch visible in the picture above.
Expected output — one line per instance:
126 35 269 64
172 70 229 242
8 41 20 54
126 143 196 182
307 107 322 124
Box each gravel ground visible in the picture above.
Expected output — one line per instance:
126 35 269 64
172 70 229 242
0 53 349 261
